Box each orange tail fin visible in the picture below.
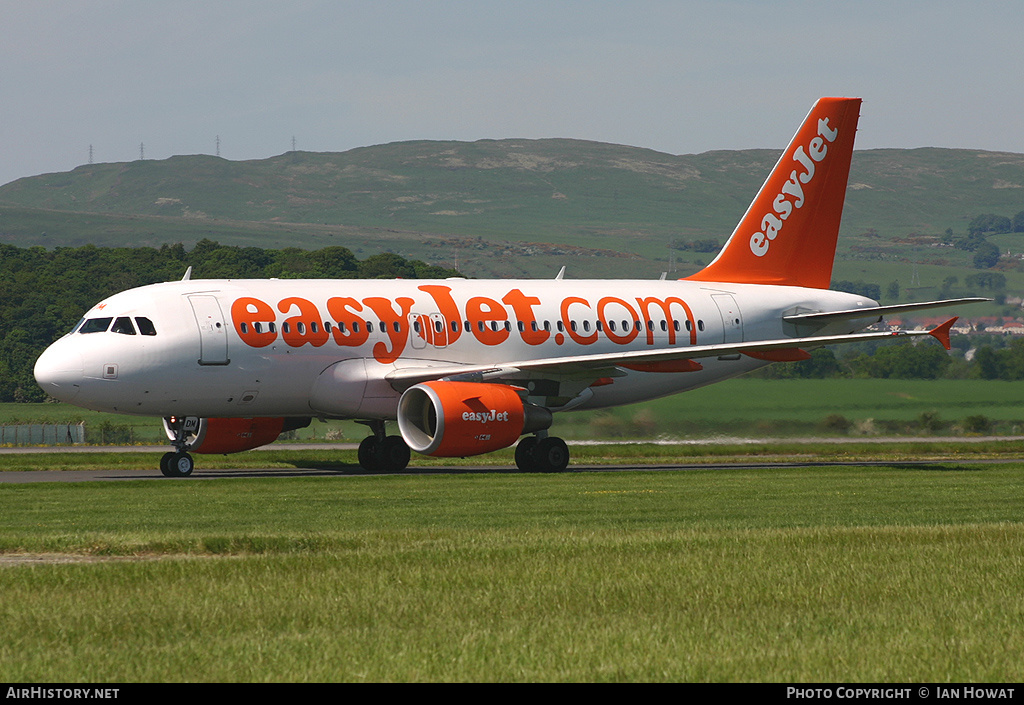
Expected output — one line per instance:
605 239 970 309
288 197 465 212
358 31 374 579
686 97 861 289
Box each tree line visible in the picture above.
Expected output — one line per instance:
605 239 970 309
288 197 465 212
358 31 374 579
0 240 457 402
943 210 1024 269
755 335 1024 382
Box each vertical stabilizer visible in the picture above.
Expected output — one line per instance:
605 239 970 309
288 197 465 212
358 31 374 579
686 97 861 289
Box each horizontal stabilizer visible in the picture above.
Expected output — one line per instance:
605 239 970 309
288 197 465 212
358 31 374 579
928 317 957 350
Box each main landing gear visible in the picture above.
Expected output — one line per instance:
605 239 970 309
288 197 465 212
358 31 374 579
353 422 569 473
514 433 570 472
357 420 411 473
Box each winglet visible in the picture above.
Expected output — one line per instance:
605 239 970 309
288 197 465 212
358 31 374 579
685 97 861 289
929 317 958 350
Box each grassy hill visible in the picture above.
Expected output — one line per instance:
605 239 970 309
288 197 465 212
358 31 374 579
2 140 1024 289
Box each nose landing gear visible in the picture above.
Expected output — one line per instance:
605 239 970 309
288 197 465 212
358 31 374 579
160 416 196 478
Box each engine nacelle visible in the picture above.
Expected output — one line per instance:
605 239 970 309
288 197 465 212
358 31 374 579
163 416 311 454
397 381 552 457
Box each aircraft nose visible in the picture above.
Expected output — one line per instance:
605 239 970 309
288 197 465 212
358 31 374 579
34 343 83 402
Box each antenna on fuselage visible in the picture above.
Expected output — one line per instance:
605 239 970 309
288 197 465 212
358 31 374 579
660 272 667 280
181 266 193 281
555 266 566 280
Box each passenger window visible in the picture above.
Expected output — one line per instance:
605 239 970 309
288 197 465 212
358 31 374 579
80 317 113 334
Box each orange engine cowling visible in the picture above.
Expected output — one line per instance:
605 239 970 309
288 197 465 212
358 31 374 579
163 417 311 454
397 381 552 457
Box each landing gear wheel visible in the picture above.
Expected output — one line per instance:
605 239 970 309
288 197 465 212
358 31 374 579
358 436 382 472
534 437 570 472
359 435 411 472
378 435 411 473
515 436 539 472
164 451 194 478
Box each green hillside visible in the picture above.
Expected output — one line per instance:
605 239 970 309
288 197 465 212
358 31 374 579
2 140 1023 284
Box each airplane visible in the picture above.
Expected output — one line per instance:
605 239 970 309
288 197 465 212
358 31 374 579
33 97 985 477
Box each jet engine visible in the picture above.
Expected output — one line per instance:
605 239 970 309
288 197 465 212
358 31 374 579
397 381 552 457
162 416 311 454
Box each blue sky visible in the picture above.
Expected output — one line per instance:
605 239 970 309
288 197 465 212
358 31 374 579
2 0 1022 186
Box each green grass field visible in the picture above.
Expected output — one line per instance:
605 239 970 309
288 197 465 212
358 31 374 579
1 457 1023 682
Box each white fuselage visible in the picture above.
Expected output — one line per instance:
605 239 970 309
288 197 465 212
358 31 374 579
34 277 875 421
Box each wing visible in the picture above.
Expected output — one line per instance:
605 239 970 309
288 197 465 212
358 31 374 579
386 317 960 392
782 297 988 325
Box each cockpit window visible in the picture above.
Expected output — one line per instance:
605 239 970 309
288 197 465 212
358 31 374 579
111 317 137 335
80 317 113 334
68 318 85 335
76 315 156 336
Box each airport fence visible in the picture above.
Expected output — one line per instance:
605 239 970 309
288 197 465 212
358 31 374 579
0 423 86 446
